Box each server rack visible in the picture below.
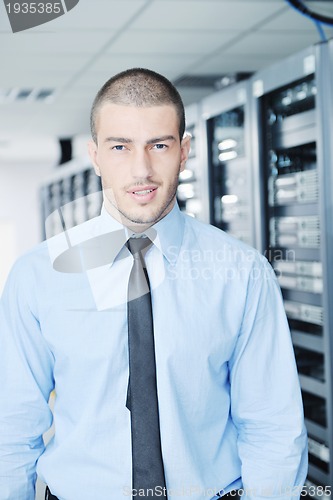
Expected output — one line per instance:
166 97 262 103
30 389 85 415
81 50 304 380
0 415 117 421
251 43 333 495
201 80 256 246
40 160 102 240
178 102 209 222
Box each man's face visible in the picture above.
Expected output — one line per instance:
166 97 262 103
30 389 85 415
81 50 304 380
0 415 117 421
88 103 190 231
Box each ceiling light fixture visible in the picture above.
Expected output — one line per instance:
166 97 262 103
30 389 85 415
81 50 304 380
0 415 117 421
0 87 55 104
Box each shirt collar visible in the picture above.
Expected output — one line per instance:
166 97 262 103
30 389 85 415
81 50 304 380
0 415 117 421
100 202 184 265
48 204 184 273
148 203 184 264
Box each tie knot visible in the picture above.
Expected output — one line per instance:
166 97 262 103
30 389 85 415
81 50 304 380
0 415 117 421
127 237 152 257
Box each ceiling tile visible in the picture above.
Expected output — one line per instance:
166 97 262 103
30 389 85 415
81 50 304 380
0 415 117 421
189 53 275 74
40 0 148 30
54 89 98 110
0 72 72 87
260 4 333 32
0 0 331 139
130 1 285 30
1 54 90 73
0 31 117 55
84 53 201 81
223 32 321 57
107 29 240 55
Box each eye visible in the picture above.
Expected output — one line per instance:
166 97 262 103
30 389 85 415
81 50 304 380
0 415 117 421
112 145 126 151
153 143 167 150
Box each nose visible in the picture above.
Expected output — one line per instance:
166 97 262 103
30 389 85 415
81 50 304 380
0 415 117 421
130 148 153 179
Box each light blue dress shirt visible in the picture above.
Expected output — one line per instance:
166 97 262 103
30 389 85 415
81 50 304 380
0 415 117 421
0 204 307 500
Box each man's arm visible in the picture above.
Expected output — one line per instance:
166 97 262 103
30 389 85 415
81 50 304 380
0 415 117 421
229 255 308 499
0 258 54 499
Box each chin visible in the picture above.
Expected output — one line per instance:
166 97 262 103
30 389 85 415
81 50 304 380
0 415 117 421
108 194 175 226
124 205 168 225
126 212 161 225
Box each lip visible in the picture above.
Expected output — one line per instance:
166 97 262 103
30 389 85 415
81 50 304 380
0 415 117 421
127 185 158 203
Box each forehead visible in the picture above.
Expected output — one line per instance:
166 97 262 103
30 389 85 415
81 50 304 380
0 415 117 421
95 102 179 137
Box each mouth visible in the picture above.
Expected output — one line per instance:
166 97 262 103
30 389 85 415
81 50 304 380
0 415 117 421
132 188 156 196
127 185 158 203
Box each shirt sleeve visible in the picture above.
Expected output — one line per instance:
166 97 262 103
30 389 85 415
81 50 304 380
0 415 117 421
228 255 308 500
0 258 54 500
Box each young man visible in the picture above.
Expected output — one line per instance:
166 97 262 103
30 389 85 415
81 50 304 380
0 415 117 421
0 68 307 500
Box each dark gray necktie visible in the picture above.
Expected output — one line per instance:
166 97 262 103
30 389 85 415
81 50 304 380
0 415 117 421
126 237 167 498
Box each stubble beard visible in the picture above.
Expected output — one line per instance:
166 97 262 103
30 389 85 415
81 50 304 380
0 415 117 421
103 169 181 228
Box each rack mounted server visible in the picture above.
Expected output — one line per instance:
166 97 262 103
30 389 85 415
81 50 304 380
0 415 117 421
40 160 103 239
177 102 209 222
201 79 256 246
251 42 333 496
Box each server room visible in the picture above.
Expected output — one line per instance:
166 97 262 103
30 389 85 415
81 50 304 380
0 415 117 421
1 1 333 499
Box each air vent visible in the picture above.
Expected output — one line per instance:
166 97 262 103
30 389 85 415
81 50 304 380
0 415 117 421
16 89 34 100
173 72 252 90
0 87 55 103
36 89 54 100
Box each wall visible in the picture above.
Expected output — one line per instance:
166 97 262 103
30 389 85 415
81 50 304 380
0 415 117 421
0 161 55 293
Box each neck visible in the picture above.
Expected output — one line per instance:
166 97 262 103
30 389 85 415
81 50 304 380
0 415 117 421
103 198 176 233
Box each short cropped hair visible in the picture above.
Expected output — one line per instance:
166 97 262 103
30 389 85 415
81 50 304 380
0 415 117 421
90 68 185 144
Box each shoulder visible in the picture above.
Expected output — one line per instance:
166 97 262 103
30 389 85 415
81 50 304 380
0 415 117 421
176 214 276 300
181 212 265 266
8 239 50 278
4 216 102 288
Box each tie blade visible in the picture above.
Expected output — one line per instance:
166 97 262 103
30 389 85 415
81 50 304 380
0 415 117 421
128 260 151 301
126 380 131 411
128 283 150 302
127 235 167 496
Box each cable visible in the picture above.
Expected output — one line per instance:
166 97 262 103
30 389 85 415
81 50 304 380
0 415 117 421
314 20 327 42
284 0 333 43
285 0 333 26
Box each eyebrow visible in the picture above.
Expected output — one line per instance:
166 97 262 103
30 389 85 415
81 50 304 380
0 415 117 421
146 135 177 145
104 137 132 144
104 135 177 145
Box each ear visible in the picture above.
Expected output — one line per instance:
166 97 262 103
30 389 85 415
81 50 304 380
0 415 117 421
88 140 101 176
180 133 191 172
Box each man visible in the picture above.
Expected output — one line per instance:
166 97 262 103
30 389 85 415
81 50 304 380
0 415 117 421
0 68 307 500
